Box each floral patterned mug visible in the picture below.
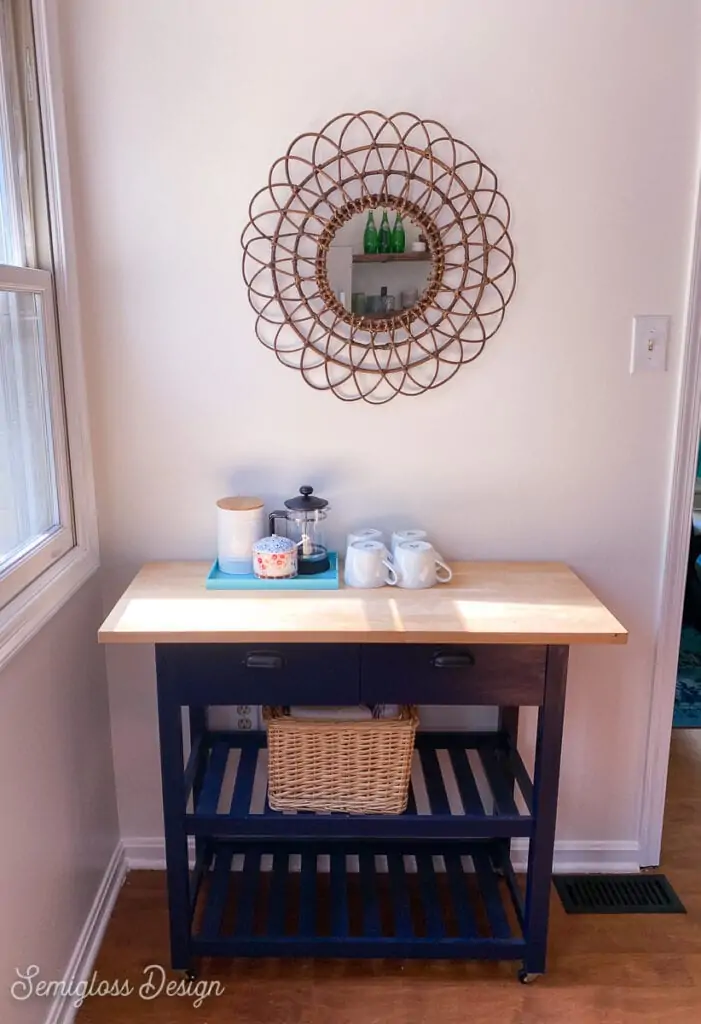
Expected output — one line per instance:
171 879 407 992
252 536 298 579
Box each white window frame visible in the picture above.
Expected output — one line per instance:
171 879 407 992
0 264 75 605
0 0 99 671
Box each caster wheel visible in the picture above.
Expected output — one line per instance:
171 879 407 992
518 970 541 985
184 969 198 982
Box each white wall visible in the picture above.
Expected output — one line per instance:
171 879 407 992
0 576 119 1023
60 0 701 862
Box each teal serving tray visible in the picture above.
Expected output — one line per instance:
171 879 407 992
206 553 339 590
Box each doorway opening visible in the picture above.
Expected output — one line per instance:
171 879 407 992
656 444 701 872
674 444 701 729
639 182 701 865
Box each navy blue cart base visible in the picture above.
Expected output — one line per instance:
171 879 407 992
156 641 570 982
190 838 525 961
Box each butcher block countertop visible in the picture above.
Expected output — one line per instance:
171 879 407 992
98 561 627 646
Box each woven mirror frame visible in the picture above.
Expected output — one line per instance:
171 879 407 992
241 111 515 404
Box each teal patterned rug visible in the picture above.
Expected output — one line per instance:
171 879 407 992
674 626 701 728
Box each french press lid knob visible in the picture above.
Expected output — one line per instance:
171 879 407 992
284 485 329 511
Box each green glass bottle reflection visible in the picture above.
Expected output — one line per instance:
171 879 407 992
378 210 392 254
391 213 406 253
363 211 378 254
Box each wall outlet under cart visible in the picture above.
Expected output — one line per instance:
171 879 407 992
208 705 261 732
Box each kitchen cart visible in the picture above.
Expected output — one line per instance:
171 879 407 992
99 561 626 981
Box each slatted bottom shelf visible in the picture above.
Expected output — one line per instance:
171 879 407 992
192 840 525 959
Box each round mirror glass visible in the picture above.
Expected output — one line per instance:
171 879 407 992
325 209 433 321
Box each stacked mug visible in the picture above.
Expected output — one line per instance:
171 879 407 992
344 528 452 590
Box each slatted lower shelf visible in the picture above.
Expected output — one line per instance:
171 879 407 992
186 731 533 839
192 839 525 959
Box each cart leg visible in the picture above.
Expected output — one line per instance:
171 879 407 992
498 706 519 748
522 646 568 978
189 706 208 865
494 706 520 872
157 647 193 972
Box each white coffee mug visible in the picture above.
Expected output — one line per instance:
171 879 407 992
393 540 453 589
391 529 427 558
347 528 384 548
344 540 398 589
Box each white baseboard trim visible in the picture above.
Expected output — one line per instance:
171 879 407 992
124 836 193 870
512 840 640 874
45 842 127 1024
124 836 640 874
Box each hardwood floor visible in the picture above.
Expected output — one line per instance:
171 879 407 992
76 730 701 1024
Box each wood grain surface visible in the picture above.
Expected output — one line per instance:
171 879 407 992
98 561 627 646
75 730 701 1024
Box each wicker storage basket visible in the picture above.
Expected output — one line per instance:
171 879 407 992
263 706 419 814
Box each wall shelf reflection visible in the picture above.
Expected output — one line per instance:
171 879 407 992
352 252 431 264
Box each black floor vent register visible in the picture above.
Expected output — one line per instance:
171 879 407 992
554 874 686 914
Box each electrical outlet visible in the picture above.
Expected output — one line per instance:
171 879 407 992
207 705 261 731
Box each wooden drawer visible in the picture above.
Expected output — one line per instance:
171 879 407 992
360 644 546 705
157 643 360 705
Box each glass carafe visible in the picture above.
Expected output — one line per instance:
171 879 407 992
269 486 330 574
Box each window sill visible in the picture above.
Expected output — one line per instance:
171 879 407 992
0 543 100 673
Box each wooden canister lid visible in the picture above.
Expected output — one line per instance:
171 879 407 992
216 496 264 511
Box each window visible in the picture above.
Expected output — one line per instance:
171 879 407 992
0 0 75 611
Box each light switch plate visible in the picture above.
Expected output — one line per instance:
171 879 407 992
630 315 670 373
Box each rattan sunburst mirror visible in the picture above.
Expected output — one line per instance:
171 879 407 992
241 110 515 404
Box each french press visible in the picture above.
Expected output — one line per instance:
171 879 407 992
269 486 330 575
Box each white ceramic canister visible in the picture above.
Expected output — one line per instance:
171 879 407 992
217 497 265 575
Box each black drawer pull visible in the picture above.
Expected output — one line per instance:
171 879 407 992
243 652 285 670
431 651 475 670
